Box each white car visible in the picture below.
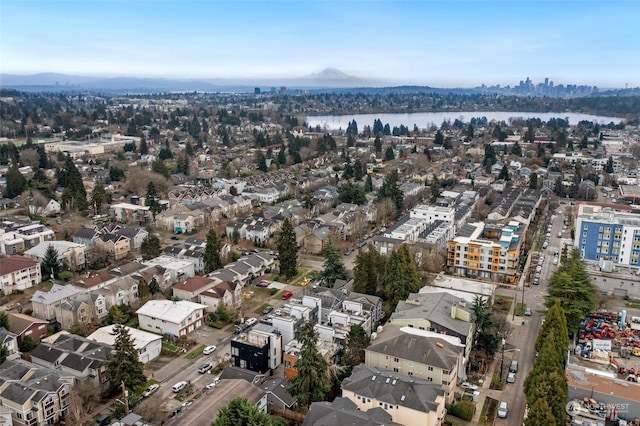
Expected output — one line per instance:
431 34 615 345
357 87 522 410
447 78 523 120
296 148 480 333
245 317 257 327
553 257 559 265
461 382 478 391
141 384 159 398
206 379 221 390
506 372 516 383
497 401 508 418
203 345 217 355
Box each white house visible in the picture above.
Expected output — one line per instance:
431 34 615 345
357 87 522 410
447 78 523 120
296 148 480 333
136 300 207 337
88 325 162 364
0 255 41 295
24 241 87 271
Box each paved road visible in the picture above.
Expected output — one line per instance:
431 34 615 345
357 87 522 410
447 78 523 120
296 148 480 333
492 204 566 424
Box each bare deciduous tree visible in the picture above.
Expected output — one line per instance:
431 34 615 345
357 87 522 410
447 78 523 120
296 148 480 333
66 379 98 426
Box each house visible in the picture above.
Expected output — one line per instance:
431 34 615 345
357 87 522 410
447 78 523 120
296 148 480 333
231 323 282 374
24 241 87 271
96 233 131 260
0 359 74 426
109 202 152 224
136 300 207 337
7 313 48 346
199 280 242 311
30 332 111 391
142 255 195 284
304 398 401 426
55 292 107 330
390 292 475 359
0 255 41 295
365 325 465 402
261 377 297 411
87 325 162 364
108 225 149 250
0 327 20 361
95 276 139 309
73 227 100 246
340 364 447 426
31 283 84 322
27 198 61 217
172 276 217 301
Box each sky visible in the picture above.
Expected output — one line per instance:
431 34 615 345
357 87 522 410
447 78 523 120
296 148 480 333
1 0 639 88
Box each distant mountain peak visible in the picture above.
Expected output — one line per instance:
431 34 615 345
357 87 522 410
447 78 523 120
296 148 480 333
307 67 356 80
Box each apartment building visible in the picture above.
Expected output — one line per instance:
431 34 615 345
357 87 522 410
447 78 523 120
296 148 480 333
0 256 42 295
446 220 524 283
231 324 282 374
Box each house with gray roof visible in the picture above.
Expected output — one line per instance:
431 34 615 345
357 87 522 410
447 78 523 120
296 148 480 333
340 364 446 426
55 292 107 330
31 283 84 321
304 397 402 426
365 325 465 402
390 292 475 360
261 377 297 411
0 359 74 426
0 327 20 361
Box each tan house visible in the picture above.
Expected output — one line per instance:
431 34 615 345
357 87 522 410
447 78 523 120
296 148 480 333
96 233 131 260
24 241 88 271
365 325 465 403
0 359 74 426
55 293 107 330
198 281 242 311
341 364 446 426
95 276 139 309
0 255 42 295
172 276 218 301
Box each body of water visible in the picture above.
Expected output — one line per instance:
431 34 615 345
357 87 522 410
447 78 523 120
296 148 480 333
306 111 622 132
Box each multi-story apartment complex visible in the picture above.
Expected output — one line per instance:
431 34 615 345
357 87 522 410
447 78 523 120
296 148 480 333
574 204 640 266
231 324 282 374
446 220 524 283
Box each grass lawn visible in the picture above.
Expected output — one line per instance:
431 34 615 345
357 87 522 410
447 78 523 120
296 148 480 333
514 302 527 317
626 302 640 309
162 341 178 352
185 345 205 360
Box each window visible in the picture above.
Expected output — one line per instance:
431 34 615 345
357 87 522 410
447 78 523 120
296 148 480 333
393 367 399 373
427 377 433 382
428 366 434 371
393 357 399 363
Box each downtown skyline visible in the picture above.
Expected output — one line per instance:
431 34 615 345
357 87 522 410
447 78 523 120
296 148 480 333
1 1 639 89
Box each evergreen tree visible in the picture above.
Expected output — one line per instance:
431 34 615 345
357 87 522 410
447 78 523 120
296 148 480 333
137 280 149 299
60 156 88 212
384 146 395 161
498 165 510 181
140 234 161 260
203 228 222 273
545 249 597 332
511 142 523 156
91 180 107 215
277 147 287 165
524 398 556 426
5 163 27 198
212 397 285 426
37 144 48 169
529 173 539 190
471 295 501 356
149 277 161 295
288 321 331 408
353 159 364 181
105 323 146 393
377 170 403 213
353 248 383 295
605 156 614 173
41 244 61 280
482 144 497 171
364 174 373 193
320 241 346 286
145 181 161 218
381 245 420 310
434 130 444 145
139 136 149 155
374 136 382 153
343 324 371 371
0 311 9 329
277 218 298 280
256 151 268 172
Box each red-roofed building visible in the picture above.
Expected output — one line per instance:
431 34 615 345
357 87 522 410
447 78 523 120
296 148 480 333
0 255 41 295
172 276 218 300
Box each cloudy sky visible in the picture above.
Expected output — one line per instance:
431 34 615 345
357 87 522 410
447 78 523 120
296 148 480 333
1 0 638 88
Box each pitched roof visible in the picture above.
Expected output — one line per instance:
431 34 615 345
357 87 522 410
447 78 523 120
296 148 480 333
366 325 463 371
73 227 98 240
31 283 83 305
304 398 401 426
262 377 296 408
391 292 473 337
135 300 207 323
0 255 39 275
341 365 444 414
173 276 215 292
7 313 48 335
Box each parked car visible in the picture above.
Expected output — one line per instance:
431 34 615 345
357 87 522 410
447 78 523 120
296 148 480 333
142 384 159 398
245 317 257 326
198 363 213 374
461 382 478 391
203 345 217 355
344 249 352 256
206 379 221 390
282 291 293 300
525 308 532 316
262 306 273 314
172 381 187 393
506 372 516 383
497 401 509 418
256 279 270 287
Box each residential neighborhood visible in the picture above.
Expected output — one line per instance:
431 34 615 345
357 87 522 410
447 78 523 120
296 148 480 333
0 87 639 426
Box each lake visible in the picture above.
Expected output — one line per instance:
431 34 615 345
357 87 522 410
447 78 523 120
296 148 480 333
305 111 622 132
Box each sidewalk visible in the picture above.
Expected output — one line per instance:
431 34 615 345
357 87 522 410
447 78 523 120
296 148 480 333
471 354 498 424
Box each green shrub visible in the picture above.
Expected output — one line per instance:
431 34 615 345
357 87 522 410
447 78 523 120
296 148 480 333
448 400 475 421
269 288 279 296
